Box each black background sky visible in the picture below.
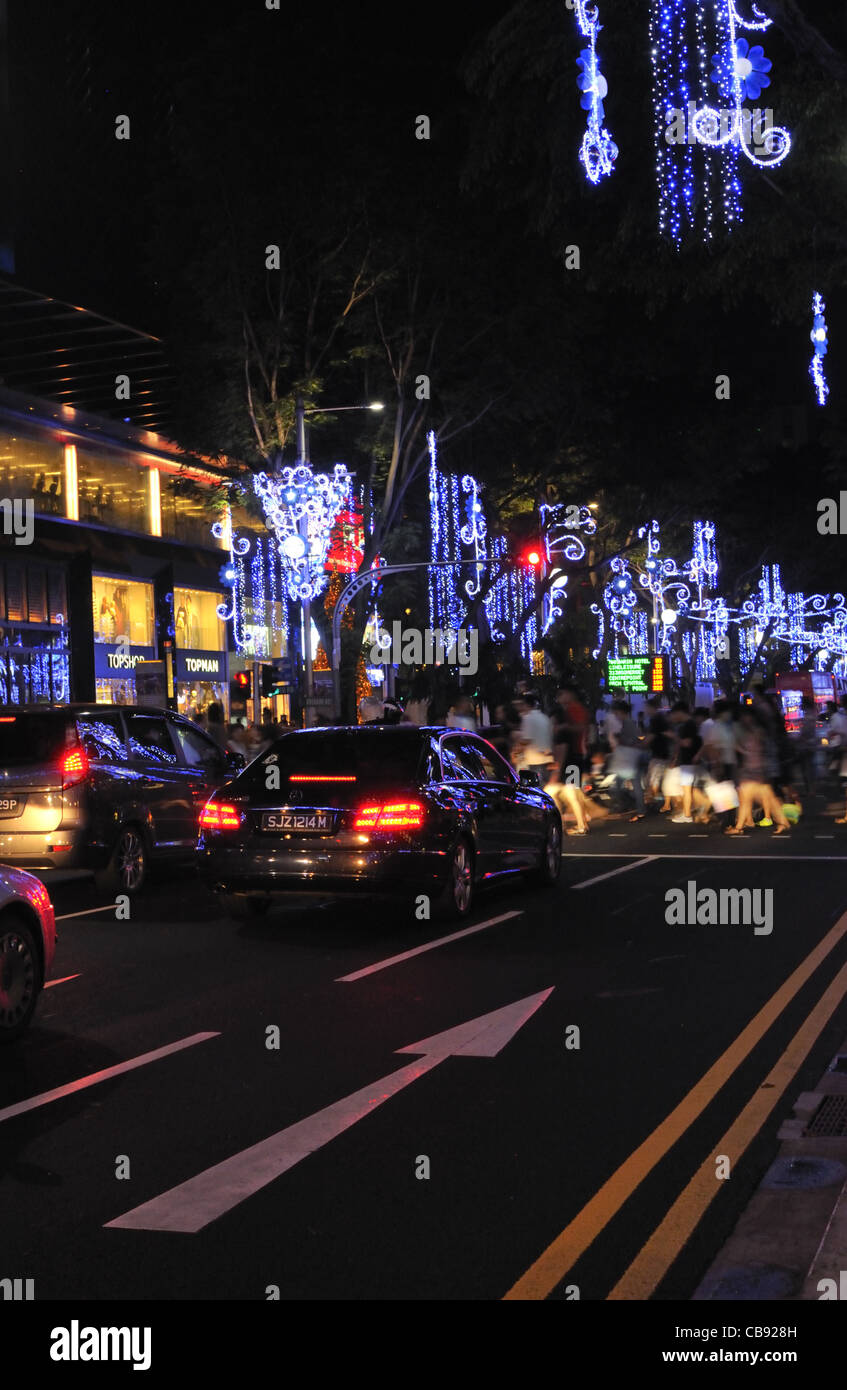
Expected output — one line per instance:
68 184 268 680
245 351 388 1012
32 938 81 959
5 0 847 600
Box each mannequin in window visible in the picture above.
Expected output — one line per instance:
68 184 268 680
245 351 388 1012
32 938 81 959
99 596 117 643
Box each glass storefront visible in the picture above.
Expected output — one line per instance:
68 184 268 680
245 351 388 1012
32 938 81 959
173 587 227 719
0 627 70 704
161 475 223 548
0 556 70 705
0 427 65 516
77 446 149 533
92 574 154 648
92 574 156 704
173 587 224 651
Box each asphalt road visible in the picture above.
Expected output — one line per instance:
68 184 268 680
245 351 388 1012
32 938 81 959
3 812 847 1302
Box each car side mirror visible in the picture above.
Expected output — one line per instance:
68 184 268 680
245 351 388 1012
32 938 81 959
519 768 541 786
225 750 246 772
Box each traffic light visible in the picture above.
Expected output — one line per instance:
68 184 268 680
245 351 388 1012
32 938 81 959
231 670 252 704
523 544 544 568
260 665 277 697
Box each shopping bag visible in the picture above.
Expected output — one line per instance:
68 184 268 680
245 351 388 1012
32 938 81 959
661 766 682 799
705 780 739 813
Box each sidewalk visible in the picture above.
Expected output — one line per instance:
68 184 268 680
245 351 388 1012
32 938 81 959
693 1033 847 1300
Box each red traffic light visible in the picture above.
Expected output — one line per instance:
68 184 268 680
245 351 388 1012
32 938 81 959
524 546 543 568
233 671 251 689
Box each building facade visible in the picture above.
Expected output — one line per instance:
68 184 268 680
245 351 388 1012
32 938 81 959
0 383 291 719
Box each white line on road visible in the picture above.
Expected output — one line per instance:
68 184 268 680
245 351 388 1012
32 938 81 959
572 857 657 890
106 990 553 1233
55 904 121 921
0 1033 220 1125
44 974 81 989
336 911 523 982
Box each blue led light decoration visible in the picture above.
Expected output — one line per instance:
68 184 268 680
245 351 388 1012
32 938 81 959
540 502 597 637
212 501 251 651
810 292 830 406
650 1 791 245
572 2 618 184
253 463 351 604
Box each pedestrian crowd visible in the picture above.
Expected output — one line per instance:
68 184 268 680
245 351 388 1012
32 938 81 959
355 681 847 838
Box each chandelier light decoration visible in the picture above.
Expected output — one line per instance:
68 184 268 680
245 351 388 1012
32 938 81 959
650 1 791 245
572 2 618 184
809 292 830 407
253 463 352 603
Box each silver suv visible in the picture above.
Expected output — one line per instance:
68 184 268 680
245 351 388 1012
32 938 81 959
0 705 243 893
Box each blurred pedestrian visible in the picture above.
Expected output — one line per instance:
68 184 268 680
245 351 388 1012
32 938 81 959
446 694 477 730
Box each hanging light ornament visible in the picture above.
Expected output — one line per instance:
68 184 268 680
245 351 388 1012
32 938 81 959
810 292 830 406
650 1 791 245
572 2 618 184
212 499 251 651
253 463 351 603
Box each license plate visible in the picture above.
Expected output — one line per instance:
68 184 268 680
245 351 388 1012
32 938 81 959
0 796 23 818
261 811 335 833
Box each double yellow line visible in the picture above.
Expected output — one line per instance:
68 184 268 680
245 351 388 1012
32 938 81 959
505 911 847 1301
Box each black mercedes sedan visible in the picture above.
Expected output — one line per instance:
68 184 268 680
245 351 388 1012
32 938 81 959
197 725 562 920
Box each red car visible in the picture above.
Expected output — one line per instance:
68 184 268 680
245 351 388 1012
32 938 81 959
0 864 56 1041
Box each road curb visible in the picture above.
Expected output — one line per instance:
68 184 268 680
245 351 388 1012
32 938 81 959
692 1033 847 1300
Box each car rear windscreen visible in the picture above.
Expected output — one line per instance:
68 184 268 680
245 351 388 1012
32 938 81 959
240 729 426 797
0 712 75 766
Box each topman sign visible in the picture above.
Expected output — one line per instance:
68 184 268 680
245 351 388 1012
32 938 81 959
185 657 222 674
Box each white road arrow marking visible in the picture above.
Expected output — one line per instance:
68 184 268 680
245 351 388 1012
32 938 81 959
106 988 553 1234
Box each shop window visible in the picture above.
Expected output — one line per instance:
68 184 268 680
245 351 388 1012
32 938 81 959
92 575 154 646
173 588 224 650
161 475 222 547
95 676 137 706
77 447 149 533
0 630 70 705
0 429 64 513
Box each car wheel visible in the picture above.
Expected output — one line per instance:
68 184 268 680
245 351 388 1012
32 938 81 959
0 914 41 1042
96 825 148 897
533 818 562 886
222 894 271 920
434 837 475 921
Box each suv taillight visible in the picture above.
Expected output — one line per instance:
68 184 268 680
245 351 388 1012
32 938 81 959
61 747 89 789
200 801 242 831
353 800 426 831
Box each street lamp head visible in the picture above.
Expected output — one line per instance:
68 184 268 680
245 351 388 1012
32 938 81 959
368 401 384 411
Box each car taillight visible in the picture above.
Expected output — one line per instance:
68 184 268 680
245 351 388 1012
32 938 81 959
353 800 426 831
61 747 89 788
199 801 242 831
